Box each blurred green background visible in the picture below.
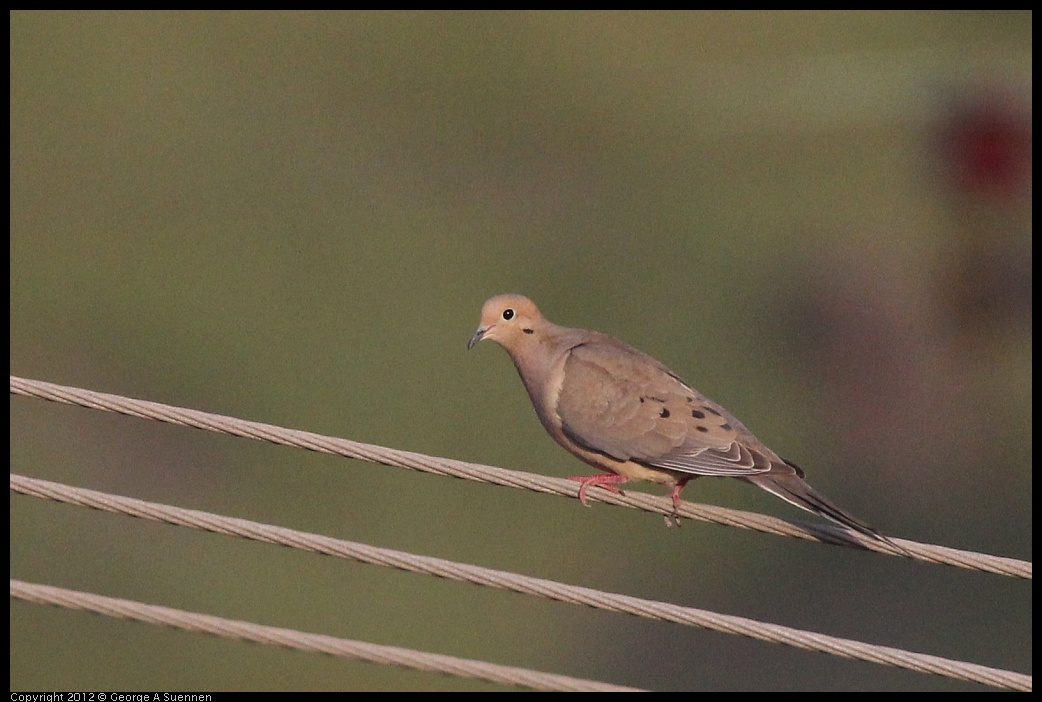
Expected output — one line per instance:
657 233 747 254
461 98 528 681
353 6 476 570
10 11 1031 691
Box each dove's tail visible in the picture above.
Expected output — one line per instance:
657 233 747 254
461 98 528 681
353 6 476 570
747 461 906 554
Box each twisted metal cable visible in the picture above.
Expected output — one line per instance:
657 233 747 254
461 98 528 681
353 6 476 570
10 579 643 692
10 375 1030 578
10 474 1031 691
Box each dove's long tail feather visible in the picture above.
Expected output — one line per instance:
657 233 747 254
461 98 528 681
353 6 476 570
746 469 899 551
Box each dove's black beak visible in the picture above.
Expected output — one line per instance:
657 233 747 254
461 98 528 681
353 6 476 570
468 326 490 350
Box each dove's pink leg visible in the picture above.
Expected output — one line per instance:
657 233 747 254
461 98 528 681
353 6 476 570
668 477 692 511
567 473 628 505
661 477 694 527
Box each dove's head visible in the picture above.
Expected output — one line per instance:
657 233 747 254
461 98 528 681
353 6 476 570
468 294 546 352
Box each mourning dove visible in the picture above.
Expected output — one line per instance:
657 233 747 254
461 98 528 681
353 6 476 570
469 293 897 546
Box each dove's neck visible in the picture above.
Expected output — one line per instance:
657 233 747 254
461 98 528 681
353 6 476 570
507 323 584 423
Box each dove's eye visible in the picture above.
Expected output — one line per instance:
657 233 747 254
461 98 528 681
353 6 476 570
502 308 515 320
